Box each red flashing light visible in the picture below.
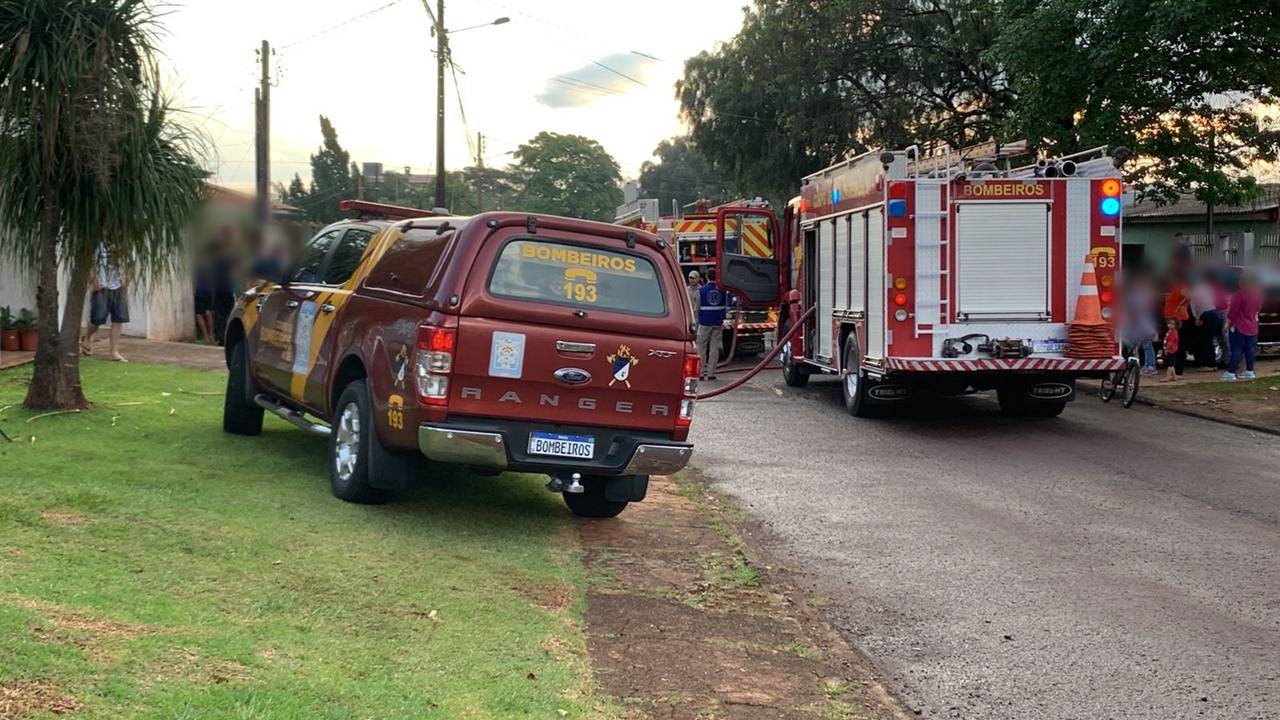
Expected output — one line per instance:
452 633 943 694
338 199 437 220
1100 179 1122 198
893 292 909 306
797 197 810 214
1100 290 1114 304
888 182 909 200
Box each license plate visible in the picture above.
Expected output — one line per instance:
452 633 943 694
528 432 594 459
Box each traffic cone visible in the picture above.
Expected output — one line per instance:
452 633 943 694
1065 255 1115 358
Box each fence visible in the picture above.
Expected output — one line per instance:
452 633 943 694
1185 232 1279 265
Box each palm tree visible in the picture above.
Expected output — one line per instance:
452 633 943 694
0 0 207 409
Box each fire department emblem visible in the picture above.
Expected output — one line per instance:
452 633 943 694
392 345 409 389
607 345 638 388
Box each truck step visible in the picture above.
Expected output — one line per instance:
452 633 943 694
254 394 332 437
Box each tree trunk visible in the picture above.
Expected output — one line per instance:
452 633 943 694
23 194 88 410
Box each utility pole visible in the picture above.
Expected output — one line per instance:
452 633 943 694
434 0 446 210
475 131 485 212
254 40 271 229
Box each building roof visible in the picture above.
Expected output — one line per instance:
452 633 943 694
1124 183 1280 220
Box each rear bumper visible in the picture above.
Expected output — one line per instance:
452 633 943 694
417 419 692 476
883 357 1126 373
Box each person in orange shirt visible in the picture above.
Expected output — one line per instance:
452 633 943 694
1162 279 1190 378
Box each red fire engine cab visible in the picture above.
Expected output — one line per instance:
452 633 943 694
709 144 1129 417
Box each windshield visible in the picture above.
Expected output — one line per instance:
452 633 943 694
488 239 666 316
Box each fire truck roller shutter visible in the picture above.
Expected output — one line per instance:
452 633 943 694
866 207 886 358
955 202 1050 320
817 218 835 360
850 212 866 311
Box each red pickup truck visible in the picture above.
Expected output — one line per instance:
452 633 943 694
222 203 700 518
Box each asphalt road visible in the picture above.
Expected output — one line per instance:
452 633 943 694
689 369 1280 720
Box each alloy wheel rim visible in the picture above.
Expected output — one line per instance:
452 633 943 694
334 401 360 482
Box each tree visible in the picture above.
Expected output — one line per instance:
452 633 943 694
0 0 208 410
677 0 1010 199
992 0 1280 205
638 137 733 213
300 115 353 223
285 173 307 203
512 132 622 221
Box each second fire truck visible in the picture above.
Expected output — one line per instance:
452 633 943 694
706 144 1129 417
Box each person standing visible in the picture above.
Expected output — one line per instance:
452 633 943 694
686 269 702 319
1222 273 1262 381
81 246 130 362
696 269 728 381
1189 272 1221 371
1120 269 1159 375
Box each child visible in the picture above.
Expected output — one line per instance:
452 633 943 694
1162 318 1181 382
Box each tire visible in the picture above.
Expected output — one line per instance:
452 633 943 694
996 384 1026 416
1121 365 1141 408
1027 401 1067 418
223 342 264 436
840 335 872 417
779 325 810 388
563 478 628 519
328 380 389 504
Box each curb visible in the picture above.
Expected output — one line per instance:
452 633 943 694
1077 380 1280 437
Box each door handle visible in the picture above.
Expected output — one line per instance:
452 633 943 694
255 294 268 309
320 303 335 313
286 300 299 309
556 340 595 354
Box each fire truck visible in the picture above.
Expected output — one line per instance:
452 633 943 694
707 143 1129 417
616 194 778 357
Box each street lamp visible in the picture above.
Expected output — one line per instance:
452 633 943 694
428 1 509 210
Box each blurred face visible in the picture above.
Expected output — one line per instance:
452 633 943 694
688 273 700 286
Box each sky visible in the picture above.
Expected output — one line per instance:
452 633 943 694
157 0 749 194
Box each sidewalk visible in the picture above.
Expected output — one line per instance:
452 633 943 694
3 338 224 373
1087 356 1280 435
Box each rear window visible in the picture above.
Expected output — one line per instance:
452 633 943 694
488 239 666 316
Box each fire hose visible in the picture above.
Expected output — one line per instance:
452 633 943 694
695 306 815 400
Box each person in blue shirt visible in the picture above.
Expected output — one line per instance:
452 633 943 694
697 269 731 380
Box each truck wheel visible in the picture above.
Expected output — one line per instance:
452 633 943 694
329 380 388 504
841 335 872 417
222 342 264 436
563 477 628 519
779 327 810 388
1027 401 1067 418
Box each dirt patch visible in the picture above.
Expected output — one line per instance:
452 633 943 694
10 597 156 663
501 571 575 612
39 510 87 528
146 648 251 686
579 476 910 720
0 679 80 718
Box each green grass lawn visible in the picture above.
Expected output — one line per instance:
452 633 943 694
0 360 615 719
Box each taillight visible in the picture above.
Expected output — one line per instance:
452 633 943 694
416 325 456 406
677 353 700 427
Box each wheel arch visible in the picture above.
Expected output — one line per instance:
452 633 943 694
223 319 246 367
330 354 368 417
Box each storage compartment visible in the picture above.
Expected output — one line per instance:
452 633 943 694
955 202 1050 320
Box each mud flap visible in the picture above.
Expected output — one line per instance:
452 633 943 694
1026 378 1076 403
605 475 649 503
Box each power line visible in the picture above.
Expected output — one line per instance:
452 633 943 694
280 0 406 49
475 0 646 87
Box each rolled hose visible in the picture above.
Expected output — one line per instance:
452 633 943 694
695 306 815 401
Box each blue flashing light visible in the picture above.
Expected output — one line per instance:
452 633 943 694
831 187 842 204
888 199 908 217
1100 197 1121 216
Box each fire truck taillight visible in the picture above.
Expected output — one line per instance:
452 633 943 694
416 325 456 406
893 292 909 306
